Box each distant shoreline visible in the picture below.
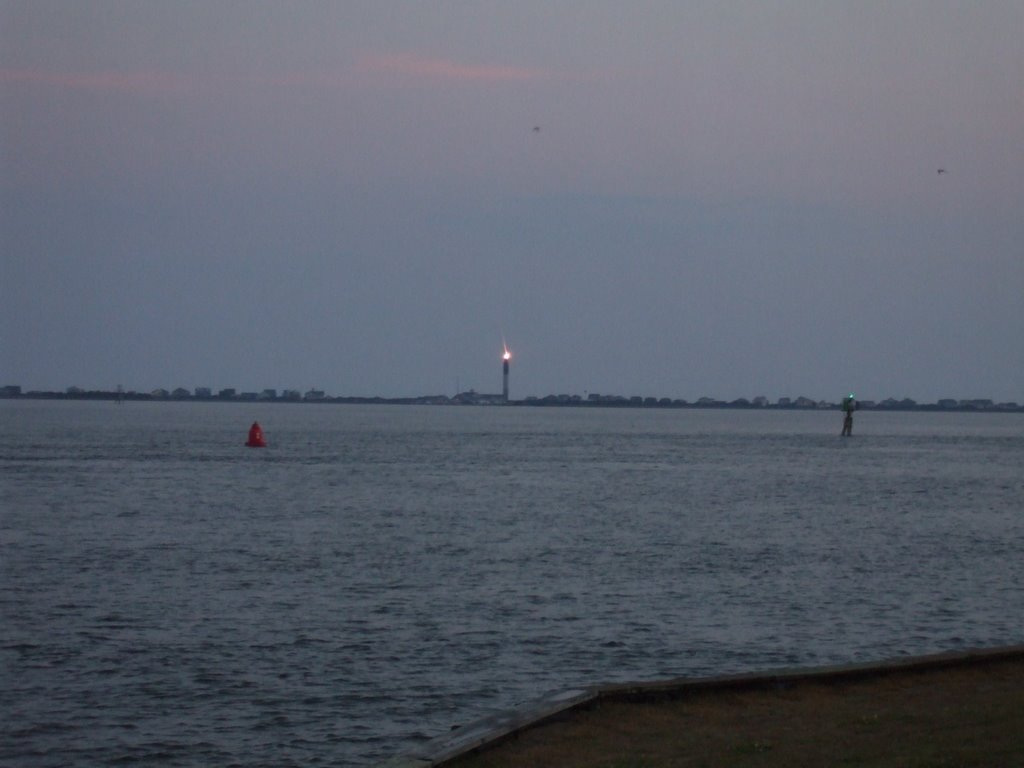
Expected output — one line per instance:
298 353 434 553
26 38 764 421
2 388 1021 413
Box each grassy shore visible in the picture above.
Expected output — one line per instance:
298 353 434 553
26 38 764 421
445 652 1024 768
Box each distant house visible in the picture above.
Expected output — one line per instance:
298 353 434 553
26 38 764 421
259 389 277 400
877 397 917 409
304 389 326 401
194 387 212 398
696 397 726 407
151 389 169 399
218 388 236 399
1 385 21 397
960 399 994 410
171 388 191 399
454 389 507 405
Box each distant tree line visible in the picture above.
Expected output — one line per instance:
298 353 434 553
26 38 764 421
1 386 1019 412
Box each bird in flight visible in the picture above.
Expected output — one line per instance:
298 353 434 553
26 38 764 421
937 168 946 174
533 126 541 132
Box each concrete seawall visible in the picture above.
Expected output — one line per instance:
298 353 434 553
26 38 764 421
374 644 1024 767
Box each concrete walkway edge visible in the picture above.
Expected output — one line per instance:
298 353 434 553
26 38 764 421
373 644 1024 767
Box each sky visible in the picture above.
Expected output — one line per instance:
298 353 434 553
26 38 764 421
2 1 1022 403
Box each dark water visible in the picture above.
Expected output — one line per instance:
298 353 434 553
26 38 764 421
2 401 1022 766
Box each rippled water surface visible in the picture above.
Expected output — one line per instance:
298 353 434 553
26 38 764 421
2 401 1022 766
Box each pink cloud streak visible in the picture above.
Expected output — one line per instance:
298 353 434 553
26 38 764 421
0 54 551 95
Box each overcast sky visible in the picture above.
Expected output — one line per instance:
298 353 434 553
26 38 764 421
2 1 1022 402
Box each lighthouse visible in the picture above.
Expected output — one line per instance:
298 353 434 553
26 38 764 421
502 346 511 402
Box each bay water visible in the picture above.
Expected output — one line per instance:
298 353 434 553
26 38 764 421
2 400 1022 766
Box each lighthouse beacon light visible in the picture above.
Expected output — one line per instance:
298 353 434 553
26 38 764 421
502 344 511 402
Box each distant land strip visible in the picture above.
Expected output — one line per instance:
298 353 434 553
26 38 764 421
2 386 1020 412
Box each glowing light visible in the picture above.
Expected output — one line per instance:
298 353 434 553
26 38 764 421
503 347 511 361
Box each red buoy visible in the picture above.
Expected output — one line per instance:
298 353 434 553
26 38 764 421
246 421 267 447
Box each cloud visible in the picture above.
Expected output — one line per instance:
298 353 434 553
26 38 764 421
0 56 547 95
356 53 545 82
